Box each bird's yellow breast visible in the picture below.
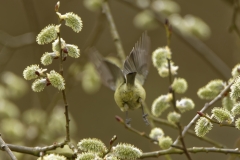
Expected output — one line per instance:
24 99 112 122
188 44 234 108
114 82 146 112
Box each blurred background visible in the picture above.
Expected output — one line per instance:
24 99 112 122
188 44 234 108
0 0 239 159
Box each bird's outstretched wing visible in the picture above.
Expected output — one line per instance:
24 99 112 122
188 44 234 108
123 31 151 85
88 47 125 91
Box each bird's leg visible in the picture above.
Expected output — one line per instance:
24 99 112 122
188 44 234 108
139 98 149 125
124 104 131 126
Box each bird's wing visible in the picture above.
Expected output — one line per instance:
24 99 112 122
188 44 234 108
88 47 125 91
123 31 151 85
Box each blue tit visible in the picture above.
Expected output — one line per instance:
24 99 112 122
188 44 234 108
89 32 150 124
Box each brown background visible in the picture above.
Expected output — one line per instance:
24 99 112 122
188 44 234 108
0 0 239 159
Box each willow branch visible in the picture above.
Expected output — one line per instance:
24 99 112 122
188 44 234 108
57 21 70 142
5 141 66 157
102 1 126 63
115 116 156 142
173 79 235 146
0 135 17 160
141 147 240 158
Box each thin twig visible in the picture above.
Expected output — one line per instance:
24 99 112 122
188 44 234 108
115 116 156 142
173 79 236 146
103 135 117 157
141 147 240 158
5 142 240 159
57 20 70 142
0 135 17 160
102 1 126 63
6 141 66 157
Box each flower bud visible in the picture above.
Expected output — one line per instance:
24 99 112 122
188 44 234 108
167 111 181 124
77 138 107 154
183 15 211 39
172 78 188 94
52 38 66 52
230 77 240 100
41 52 59 66
82 63 101 94
151 94 172 117
197 87 217 100
195 117 213 137
151 0 180 15
0 99 20 118
23 108 46 126
222 95 235 111
31 78 47 92
104 155 119 160
152 46 171 68
158 136 172 149
206 79 224 92
211 107 233 123
23 65 41 80
1 118 25 141
149 127 164 140
55 1 60 12
36 24 60 45
66 44 80 58
232 103 240 116
76 152 98 160
37 154 66 160
57 12 83 33
235 118 240 130
2 71 28 98
158 63 179 78
113 143 142 160
83 0 103 12
197 79 225 100
47 70 65 90
136 0 150 9
231 64 240 78
133 10 158 30
176 98 195 113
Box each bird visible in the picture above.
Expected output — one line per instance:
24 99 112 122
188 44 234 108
89 32 150 125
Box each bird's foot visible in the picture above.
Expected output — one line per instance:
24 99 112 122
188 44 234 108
142 113 149 125
125 118 131 126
